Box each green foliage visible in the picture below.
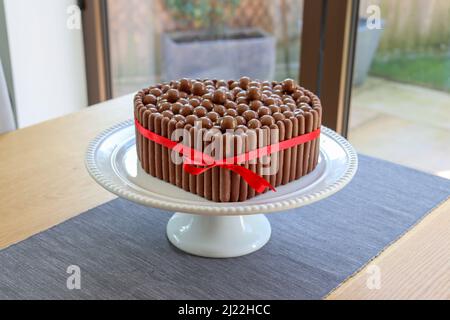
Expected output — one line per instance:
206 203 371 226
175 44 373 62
164 0 240 35
371 52 450 92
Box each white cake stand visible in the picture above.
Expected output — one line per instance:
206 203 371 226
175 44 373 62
85 120 358 258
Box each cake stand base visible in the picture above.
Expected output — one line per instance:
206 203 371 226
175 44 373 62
166 213 271 258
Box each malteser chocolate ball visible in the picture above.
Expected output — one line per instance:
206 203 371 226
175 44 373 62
292 90 303 100
236 91 247 98
148 107 158 114
180 104 194 116
192 81 206 96
283 111 294 118
207 111 219 123
282 79 296 93
171 80 180 89
212 89 227 104
280 105 290 113
239 76 250 89
159 102 171 112
150 88 162 97
200 117 213 129
221 116 237 130
201 99 213 111
189 98 200 108
286 103 296 111
167 89 179 103
203 92 213 101
237 103 249 115
248 81 261 89
230 81 239 89
171 102 183 114
258 106 271 117
236 116 246 126
264 97 277 106
243 110 258 121
300 105 312 112
298 95 311 104
161 84 170 93
225 109 238 117
162 110 174 119
247 87 262 101
262 81 272 88
269 105 280 114
178 98 189 105
213 104 226 116
186 114 198 126
232 87 243 96
216 80 228 88
236 96 248 105
193 106 207 117
273 112 285 122
174 114 185 122
236 125 248 132
247 119 261 129
273 84 282 91
143 94 157 105
273 90 283 96
179 78 191 93
260 115 275 126
224 100 237 109
249 100 263 111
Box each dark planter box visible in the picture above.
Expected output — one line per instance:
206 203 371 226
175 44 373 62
161 28 276 81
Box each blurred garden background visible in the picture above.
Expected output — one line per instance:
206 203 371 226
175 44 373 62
350 0 450 179
360 0 449 92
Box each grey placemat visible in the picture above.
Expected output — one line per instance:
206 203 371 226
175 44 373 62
1 155 449 300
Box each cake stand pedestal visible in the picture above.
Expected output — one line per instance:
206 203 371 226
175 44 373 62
86 120 358 258
167 213 271 258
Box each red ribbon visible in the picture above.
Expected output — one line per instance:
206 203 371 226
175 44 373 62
135 118 320 193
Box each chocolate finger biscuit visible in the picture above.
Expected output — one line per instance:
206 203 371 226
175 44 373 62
239 132 249 202
295 114 305 180
161 117 170 182
282 118 292 185
309 109 319 173
275 120 285 187
168 119 177 185
303 111 313 175
230 134 242 202
247 129 257 199
289 116 298 182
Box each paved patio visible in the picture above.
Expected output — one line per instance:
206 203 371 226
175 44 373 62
349 77 450 179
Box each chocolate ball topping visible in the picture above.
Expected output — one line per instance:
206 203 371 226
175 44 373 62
193 106 207 117
143 94 157 105
212 89 227 104
260 115 275 126
221 116 237 130
248 119 261 129
167 89 179 103
136 78 319 133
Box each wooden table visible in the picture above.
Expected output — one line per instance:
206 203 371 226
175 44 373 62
1 95 449 300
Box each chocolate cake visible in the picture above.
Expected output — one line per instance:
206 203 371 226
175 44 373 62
134 77 322 202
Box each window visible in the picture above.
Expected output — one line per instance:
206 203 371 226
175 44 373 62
348 0 450 178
